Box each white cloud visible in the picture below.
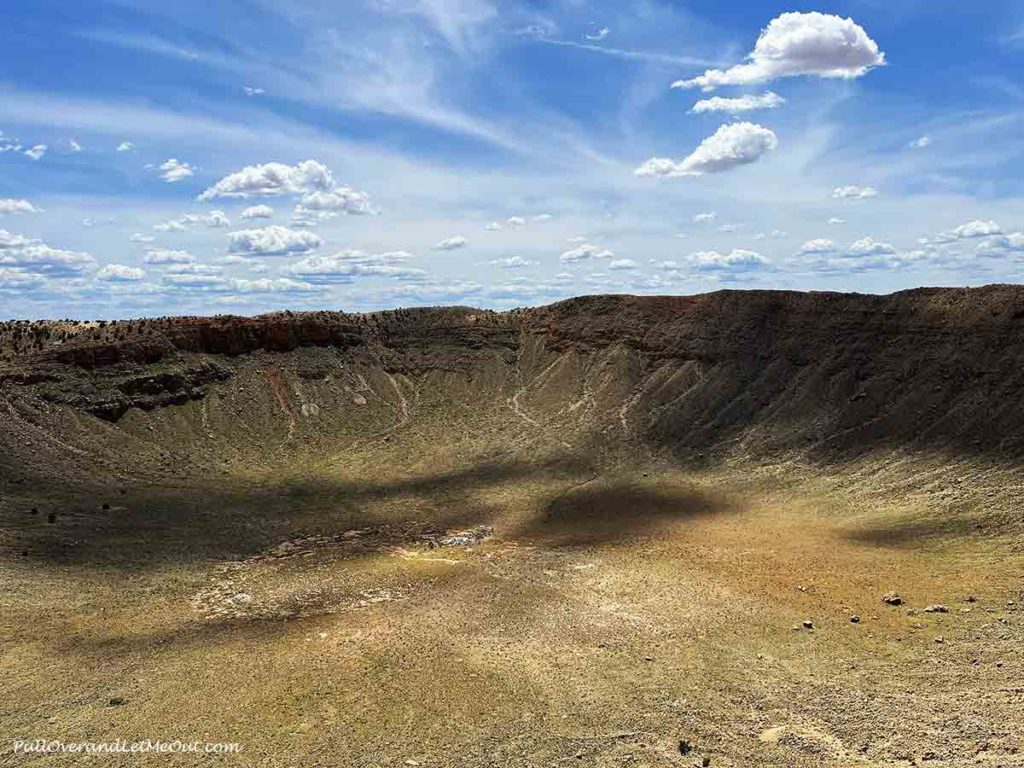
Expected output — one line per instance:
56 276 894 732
800 239 836 254
693 211 717 223
434 236 468 251
288 250 424 283
159 158 195 182
227 225 322 257
24 144 47 161
832 185 878 199
97 264 145 282
0 268 44 292
636 122 778 177
154 211 232 232
198 160 334 200
672 12 884 91
69 139 82 152
241 204 274 220
0 199 42 215
154 220 187 233
0 231 95 275
485 221 503 231
909 136 932 149
506 216 527 227
116 141 134 152
690 249 767 270
144 249 194 265
205 210 231 228
490 256 535 268
294 188 374 218
848 237 897 256
130 233 156 244
951 219 1002 239
242 86 266 96
690 91 785 114
828 217 846 225
584 27 610 42
978 233 1024 256
609 258 638 270
560 243 614 263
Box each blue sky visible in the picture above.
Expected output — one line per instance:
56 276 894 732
2 0 1024 318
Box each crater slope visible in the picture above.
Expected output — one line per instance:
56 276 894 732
2 288 1023 767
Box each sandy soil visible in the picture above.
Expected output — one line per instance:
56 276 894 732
2 458 1022 767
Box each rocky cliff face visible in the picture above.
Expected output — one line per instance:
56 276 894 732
2 286 1024 480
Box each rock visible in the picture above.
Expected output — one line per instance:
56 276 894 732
679 739 693 755
47 513 56 523
231 592 252 605
802 620 814 630
882 591 903 605
108 696 126 707
965 595 977 603
102 503 110 510
643 655 654 662
701 758 711 767
850 615 861 623
924 604 949 613
935 636 945 643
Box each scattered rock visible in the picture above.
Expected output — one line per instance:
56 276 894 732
802 620 814 630
231 593 252 605
882 591 903 606
700 758 711 767
679 739 693 755
102 503 110 510
47 513 56 524
965 595 977 603
935 636 945 644
643 655 654 662
924 604 949 613
850 615 861 624
107 697 126 707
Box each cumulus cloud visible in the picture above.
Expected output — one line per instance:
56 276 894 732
287 250 425 283
159 158 195 182
848 237 897 256
832 185 878 199
97 264 145 282
672 12 884 91
800 239 836 254
242 86 266 96
584 27 610 42
434 236 468 251
951 220 1002 239
490 256 535 268
116 141 134 152
977 233 1024 256
560 243 615 263
690 249 767 270
690 92 785 114
921 220 1004 246
228 225 322 257
130 233 156 244
198 160 334 200
635 122 778 178
828 217 846 225
24 144 47 161
0 268 44 292
694 211 717 223
909 136 932 149
154 211 232 232
241 205 274 220
69 139 82 152
293 188 374 221
144 248 194 265
0 199 42 215
609 259 638 270
0 231 95 276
